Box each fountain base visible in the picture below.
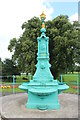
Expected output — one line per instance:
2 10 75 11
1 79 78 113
27 91 60 110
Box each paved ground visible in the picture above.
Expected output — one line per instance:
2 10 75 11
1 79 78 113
0 94 2 120
0 93 79 119
79 95 80 120
0 92 24 97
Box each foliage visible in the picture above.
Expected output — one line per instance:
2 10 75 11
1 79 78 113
8 17 41 75
8 16 79 78
0 58 2 76
2 59 20 76
46 16 79 77
73 21 80 71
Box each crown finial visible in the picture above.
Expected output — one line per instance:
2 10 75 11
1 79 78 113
40 11 46 29
40 11 46 20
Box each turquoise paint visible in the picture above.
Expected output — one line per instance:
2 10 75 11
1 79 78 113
77 73 79 95
13 75 15 94
19 12 69 110
27 90 60 110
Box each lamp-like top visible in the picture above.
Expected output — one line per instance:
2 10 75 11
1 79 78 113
40 11 46 29
40 11 46 20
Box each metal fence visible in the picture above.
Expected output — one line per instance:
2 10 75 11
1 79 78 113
0 73 80 96
60 73 80 95
0 73 31 96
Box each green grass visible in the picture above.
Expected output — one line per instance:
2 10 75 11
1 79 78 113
60 72 80 84
59 72 80 94
63 86 77 94
62 75 77 82
15 75 29 83
0 88 25 93
2 82 13 84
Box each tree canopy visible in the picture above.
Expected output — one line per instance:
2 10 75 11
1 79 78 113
8 15 79 78
2 59 19 76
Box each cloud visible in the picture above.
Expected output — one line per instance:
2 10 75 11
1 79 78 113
0 0 54 61
69 13 78 23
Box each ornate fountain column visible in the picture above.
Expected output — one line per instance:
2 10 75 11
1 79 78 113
26 12 60 110
19 11 69 110
33 12 53 83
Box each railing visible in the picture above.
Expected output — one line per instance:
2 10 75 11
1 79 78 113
0 73 31 95
12 73 31 94
60 73 80 95
0 73 79 95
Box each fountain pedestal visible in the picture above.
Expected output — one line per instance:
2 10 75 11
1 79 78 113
19 11 69 110
26 82 60 110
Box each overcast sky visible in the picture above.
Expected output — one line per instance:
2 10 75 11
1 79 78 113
0 0 79 61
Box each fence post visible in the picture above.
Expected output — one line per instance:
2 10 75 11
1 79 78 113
13 75 15 94
77 73 79 95
61 74 63 83
28 73 31 81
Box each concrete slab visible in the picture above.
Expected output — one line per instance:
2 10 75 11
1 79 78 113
0 93 78 118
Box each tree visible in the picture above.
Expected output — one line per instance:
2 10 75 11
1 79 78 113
0 58 2 76
73 21 80 64
2 59 19 76
72 21 80 72
8 17 41 75
46 15 79 77
8 15 79 78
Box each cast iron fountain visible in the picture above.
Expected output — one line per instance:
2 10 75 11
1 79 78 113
19 12 69 110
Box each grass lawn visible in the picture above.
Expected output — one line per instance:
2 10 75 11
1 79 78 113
61 73 80 83
16 75 29 83
59 72 80 94
63 86 77 94
0 88 25 93
60 72 80 94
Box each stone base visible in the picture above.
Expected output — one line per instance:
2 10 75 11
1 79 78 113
0 93 78 118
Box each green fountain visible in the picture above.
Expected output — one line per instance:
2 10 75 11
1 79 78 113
19 12 69 110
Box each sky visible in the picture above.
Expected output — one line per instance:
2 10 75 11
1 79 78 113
0 0 79 61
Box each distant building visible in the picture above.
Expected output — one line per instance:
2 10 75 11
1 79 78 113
21 73 26 76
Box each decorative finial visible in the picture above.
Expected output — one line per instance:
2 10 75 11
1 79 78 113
40 11 46 29
40 11 46 20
